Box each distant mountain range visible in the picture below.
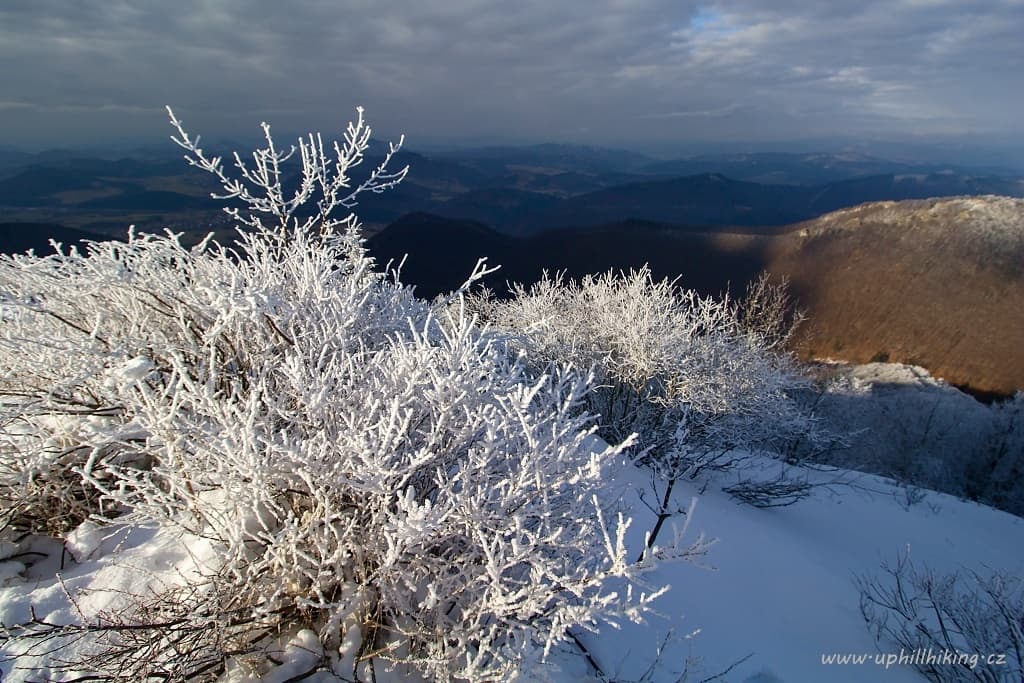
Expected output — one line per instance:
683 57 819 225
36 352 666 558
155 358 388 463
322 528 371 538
431 143 656 175
636 151 1021 184
3 144 1021 231
429 172 1024 234
2 143 1022 395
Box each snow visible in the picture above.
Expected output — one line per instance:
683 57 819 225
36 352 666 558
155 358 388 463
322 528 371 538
2 453 1021 681
568 458 1024 682
0 561 26 585
108 355 155 387
845 360 948 387
224 630 325 683
0 525 219 680
63 520 106 563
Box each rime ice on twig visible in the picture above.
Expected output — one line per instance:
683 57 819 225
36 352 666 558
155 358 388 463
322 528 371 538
167 105 407 240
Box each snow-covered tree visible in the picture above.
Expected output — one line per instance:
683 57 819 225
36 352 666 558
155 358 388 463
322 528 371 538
0 109 705 680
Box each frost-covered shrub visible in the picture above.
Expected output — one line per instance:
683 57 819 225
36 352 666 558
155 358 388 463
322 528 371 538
967 392 1024 516
0 109 702 680
83 288 670 680
736 271 805 353
858 552 1024 683
0 230 425 537
470 269 820 486
0 107 410 537
805 366 1024 517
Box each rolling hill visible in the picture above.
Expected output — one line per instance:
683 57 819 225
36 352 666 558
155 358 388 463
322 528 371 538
768 195 1024 396
0 223 113 255
433 142 656 175
367 213 770 300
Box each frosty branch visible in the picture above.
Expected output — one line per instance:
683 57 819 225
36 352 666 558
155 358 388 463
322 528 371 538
167 106 408 238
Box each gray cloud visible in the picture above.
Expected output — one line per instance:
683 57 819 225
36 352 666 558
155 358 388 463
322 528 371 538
0 0 1020 149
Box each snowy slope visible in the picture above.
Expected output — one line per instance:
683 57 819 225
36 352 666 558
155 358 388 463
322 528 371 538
571 459 1024 683
2 455 1022 682
569 458 1024 683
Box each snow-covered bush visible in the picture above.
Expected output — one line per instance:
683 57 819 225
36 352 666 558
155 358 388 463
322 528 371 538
804 366 1024 517
469 269 823 527
858 552 1023 682
736 271 805 353
0 109 704 680
0 107 409 538
967 392 1024 516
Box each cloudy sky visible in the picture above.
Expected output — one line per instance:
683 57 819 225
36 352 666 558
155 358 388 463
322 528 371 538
1 0 1021 152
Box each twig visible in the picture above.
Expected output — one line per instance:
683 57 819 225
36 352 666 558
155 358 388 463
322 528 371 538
568 628 609 682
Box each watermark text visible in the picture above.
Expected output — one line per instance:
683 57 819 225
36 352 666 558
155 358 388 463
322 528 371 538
821 648 1009 671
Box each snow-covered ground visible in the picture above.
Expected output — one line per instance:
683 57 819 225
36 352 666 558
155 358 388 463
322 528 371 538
573 458 1024 682
2 452 1021 682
